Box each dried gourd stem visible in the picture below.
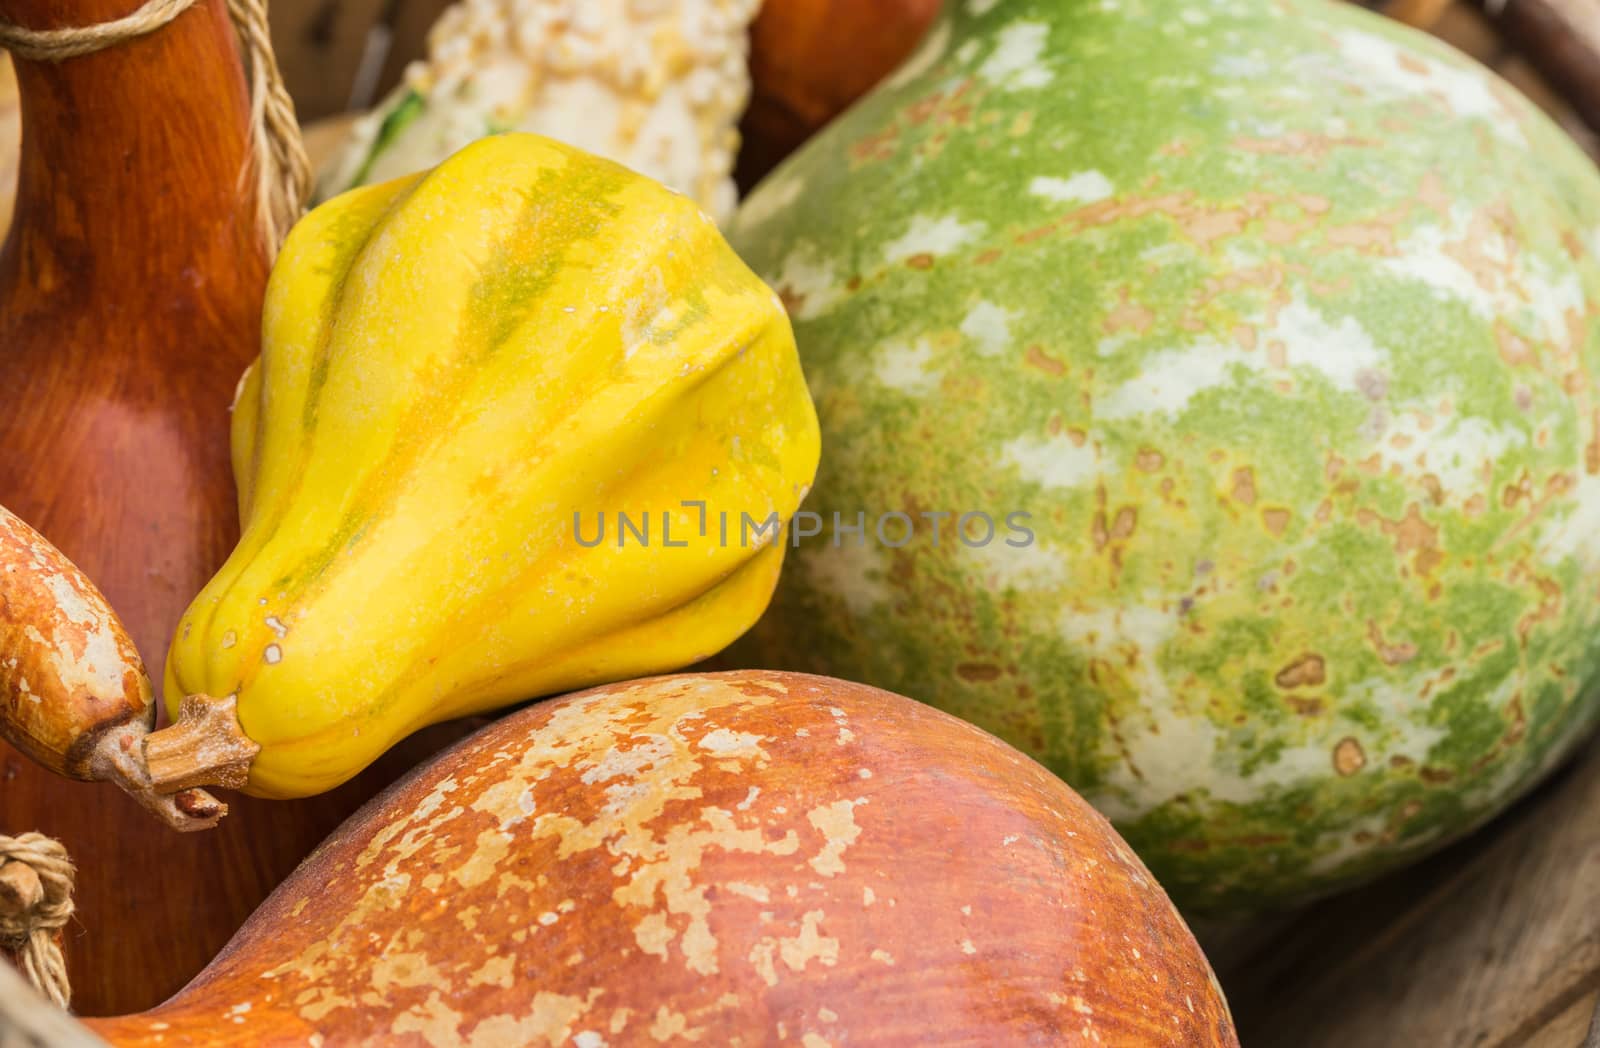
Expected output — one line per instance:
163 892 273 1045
0 0 309 254
0 834 72 1009
142 694 260 794
88 720 229 832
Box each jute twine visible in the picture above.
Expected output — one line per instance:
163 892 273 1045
0 835 74 1010
0 0 310 253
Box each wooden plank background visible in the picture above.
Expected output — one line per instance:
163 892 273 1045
268 0 448 120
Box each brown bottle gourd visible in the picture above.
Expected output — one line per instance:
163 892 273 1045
0 0 460 1014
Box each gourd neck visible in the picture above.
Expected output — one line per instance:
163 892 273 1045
0 0 267 305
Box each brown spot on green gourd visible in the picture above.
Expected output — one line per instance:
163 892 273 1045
1023 345 1066 376
1382 503 1439 560
1332 738 1366 777
1366 621 1419 667
1275 654 1326 690
1260 218 1309 245
1229 468 1257 506
1417 171 1451 217
1321 220 1398 256
1284 695 1325 718
1136 449 1165 473
1585 409 1600 475
1495 321 1536 368
1517 577 1564 642
1104 290 1155 335
1232 132 1376 162
1182 209 1250 249
1261 508 1290 536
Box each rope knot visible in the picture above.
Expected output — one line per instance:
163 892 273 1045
0 833 74 1008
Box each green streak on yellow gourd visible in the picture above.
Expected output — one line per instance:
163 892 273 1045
171 133 820 798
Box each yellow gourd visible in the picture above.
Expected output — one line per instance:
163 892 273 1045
154 133 819 799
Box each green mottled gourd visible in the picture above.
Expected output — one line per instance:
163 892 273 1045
728 0 1600 912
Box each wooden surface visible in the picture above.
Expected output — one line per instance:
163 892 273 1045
0 0 455 1017
1438 1 1600 159
267 0 442 119
1222 734 1600 1046
83 674 1236 1046
1478 0 1600 139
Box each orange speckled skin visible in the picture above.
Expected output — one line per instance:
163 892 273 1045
87 672 1236 1046
0 504 152 778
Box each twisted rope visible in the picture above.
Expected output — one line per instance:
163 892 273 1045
0 0 309 253
0 0 193 60
225 0 311 253
0 835 74 1009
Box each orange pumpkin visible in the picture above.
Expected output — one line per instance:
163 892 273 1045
85 672 1237 1045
